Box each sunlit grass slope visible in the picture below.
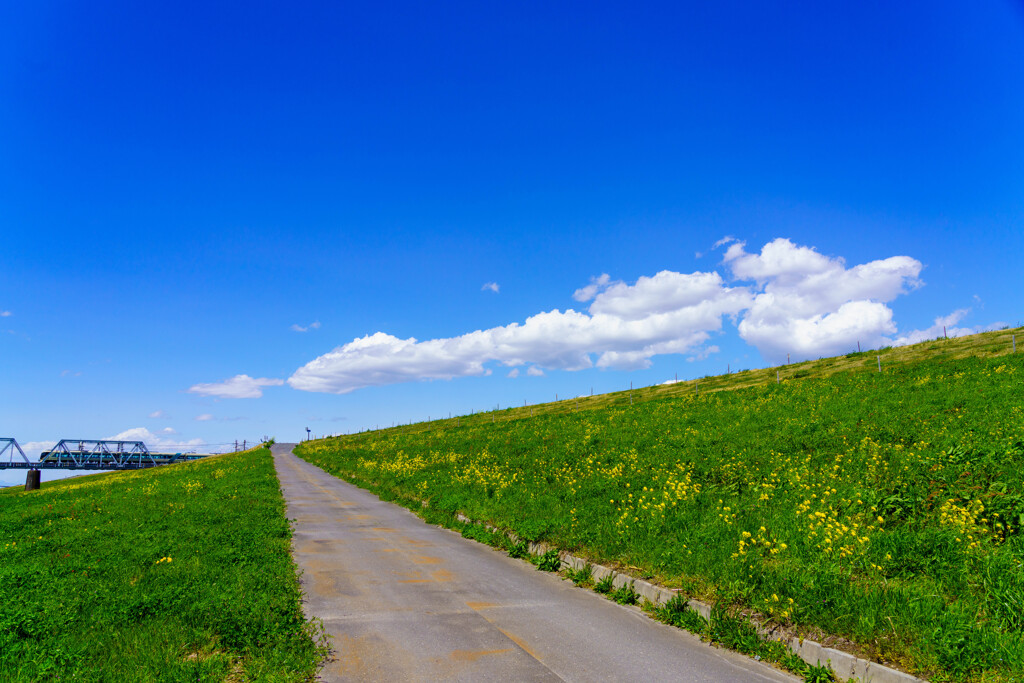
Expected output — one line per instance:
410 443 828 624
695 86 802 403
297 327 1024 682
0 448 324 682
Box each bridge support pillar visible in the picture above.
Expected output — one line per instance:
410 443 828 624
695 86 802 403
25 469 40 491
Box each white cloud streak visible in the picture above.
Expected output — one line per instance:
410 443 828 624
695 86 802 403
289 270 751 394
573 273 611 302
195 413 214 421
149 410 167 418
482 282 500 293
687 345 720 362
894 309 1005 346
291 321 322 332
21 441 56 459
106 427 205 451
0 311 11 317
187 375 284 399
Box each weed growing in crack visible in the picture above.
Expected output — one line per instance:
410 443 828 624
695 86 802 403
610 581 639 605
564 563 594 587
535 549 561 571
803 662 836 683
506 539 530 560
658 594 707 633
594 573 615 594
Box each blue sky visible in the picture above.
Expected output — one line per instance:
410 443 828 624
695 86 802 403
2 1 1022 484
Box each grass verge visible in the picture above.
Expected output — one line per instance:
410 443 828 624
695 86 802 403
296 328 1024 682
0 447 327 682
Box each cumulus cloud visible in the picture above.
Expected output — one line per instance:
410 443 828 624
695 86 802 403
187 374 284 399
894 309 1006 346
724 238 923 362
291 321 321 332
482 282 500 293
284 238 933 394
289 270 751 394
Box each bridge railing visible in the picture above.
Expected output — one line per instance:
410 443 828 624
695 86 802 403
1 438 31 467
1 438 230 472
40 439 159 469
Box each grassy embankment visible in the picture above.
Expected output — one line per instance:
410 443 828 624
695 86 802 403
296 327 1024 682
0 447 326 682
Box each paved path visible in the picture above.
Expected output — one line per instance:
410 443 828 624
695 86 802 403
273 444 796 682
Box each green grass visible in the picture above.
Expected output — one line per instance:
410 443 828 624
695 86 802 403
646 596 837 681
296 327 1024 682
0 448 326 681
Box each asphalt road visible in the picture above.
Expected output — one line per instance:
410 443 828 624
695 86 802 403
273 443 797 682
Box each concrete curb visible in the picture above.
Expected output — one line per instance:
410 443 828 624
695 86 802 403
454 513 925 683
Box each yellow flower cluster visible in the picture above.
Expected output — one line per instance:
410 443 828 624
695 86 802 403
732 526 789 560
611 461 700 533
761 593 795 619
937 498 993 553
357 449 429 477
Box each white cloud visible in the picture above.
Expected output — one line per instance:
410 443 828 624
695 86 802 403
527 366 545 377
724 238 923 362
894 309 1005 346
106 427 205 452
288 270 750 394
187 374 284 399
160 427 177 434
21 441 56 459
573 273 612 302
0 311 10 317
60 370 82 377
291 321 322 332
282 238 937 393
482 282 500 293
195 413 214 421
713 236 737 249
148 410 167 419
687 345 720 362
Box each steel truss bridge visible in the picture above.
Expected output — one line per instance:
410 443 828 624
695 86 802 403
0 438 210 471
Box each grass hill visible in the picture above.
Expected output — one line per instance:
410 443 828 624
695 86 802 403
297 326 1024 682
0 448 325 681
